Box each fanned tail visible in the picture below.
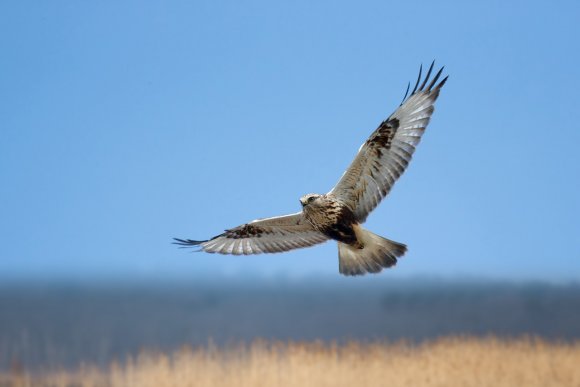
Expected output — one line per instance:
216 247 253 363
338 226 407 276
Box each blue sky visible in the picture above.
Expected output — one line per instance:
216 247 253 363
1 1 578 282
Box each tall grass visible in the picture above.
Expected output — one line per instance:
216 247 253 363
3 337 580 387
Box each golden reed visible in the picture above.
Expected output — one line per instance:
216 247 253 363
3 337 580 387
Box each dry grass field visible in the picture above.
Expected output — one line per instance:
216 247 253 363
2 337 580 387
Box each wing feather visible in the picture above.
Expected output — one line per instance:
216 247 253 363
329 62 448 222
173 212 328 255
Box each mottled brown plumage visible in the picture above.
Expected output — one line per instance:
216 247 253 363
175 62 448 276
300 194 359 246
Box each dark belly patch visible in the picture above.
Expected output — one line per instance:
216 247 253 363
321 223 358 245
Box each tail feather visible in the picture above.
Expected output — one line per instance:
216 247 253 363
338 226 407 276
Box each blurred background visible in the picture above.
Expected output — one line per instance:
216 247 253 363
1 0 579 370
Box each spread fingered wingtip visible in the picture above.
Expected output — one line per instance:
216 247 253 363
399 81 411 106
418 60 435 92
427 65 445 91
410 64 423 96
172 238 208 248
401 61 448 103
435 74 449 90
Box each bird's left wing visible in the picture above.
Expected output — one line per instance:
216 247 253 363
329 62 448 222
173 212 329 255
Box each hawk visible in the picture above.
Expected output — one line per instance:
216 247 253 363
175 62 448 276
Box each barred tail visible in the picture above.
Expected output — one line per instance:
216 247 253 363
337 226 407 276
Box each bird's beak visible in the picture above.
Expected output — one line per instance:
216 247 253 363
300 198 306 207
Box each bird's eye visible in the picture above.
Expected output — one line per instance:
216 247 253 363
308 196 316 203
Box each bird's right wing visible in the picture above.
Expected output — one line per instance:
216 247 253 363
174 212 329 255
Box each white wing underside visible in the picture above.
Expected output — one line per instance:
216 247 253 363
176 212 329 255
330 65 447 222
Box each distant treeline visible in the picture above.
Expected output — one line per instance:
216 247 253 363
1 279 579 370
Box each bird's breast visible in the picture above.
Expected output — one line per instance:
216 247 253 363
304 198 359 246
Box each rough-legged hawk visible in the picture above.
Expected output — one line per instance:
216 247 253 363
175 62 448 276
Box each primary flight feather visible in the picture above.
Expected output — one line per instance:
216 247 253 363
174 62 448 276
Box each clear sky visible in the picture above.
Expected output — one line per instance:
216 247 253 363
1 0 579 283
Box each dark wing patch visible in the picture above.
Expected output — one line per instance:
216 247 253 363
224 224 265 239
368 118 399 157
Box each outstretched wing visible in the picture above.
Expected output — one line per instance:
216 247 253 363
173 212 329 255
329 62 448 222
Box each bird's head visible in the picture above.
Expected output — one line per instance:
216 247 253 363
300 193 322 207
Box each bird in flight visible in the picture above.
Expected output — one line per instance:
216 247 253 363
175 62 448 276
